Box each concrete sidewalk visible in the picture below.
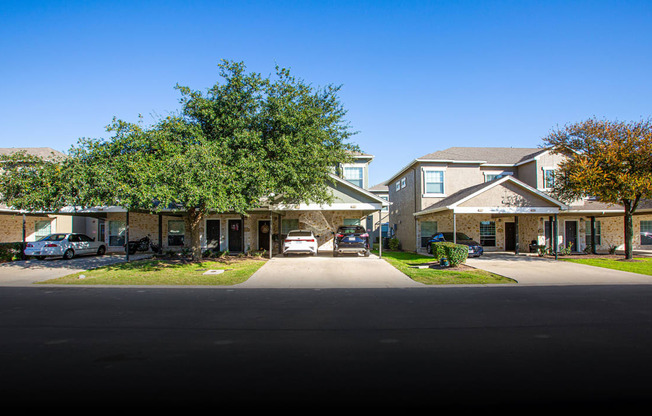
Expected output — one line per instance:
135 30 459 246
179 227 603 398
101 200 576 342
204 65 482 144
466 253 652 285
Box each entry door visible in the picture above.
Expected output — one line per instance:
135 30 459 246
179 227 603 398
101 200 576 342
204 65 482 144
565 221 578 251
258 220 270 251
228 219 243 252
206 220 220 250
505 222 516 251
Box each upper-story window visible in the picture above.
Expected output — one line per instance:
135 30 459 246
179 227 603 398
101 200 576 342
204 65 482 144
380 195 389 212
484 172 513 182
423 169 445 195
543 168 555 190
343 166 363 188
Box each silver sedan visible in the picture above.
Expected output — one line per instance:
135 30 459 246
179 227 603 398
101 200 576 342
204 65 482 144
24 233 107 260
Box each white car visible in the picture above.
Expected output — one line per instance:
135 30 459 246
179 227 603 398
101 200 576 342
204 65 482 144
24 233 107 260
283 230 318 256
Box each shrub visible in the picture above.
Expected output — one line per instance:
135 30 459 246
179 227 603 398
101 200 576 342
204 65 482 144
430 242 468 266
388 238 400 251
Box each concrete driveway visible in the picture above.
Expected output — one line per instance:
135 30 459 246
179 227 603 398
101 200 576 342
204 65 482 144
0 253 152 286
466 253 652 285
237 252 424 289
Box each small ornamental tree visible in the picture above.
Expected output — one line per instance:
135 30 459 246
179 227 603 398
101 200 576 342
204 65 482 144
543 118 652 259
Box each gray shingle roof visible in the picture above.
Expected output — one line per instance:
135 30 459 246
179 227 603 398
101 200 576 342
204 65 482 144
0 147 66 160
418 147 548 164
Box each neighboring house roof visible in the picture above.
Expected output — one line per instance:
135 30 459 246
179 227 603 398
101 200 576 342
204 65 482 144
418 147 548 165
0 147 67 160
385 146 550 185
414 175 567 217
368 183 388 193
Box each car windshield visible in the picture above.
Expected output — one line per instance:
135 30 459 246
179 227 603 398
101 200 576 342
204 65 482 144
441 232 472 240
338 226 364 234
38 234 67 241
287 231 312 237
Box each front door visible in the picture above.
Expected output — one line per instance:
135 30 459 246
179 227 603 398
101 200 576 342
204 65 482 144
565 221 578 252
228 219 243 252
206 220 220 250
505 222 516 251
258 220 270 251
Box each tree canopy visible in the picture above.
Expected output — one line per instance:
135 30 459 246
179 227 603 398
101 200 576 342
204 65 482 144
543 118 652 259
0 60 359 260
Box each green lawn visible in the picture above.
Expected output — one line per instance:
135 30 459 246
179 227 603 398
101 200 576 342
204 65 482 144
38 257 267 285
561 257 652 276
376 250 515 285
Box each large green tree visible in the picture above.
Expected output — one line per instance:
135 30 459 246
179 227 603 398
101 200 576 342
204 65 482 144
1 60 358 260
543 118 652 259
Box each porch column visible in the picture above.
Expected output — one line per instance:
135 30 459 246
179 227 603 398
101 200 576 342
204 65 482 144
125 210 130 261
553 214 558 260
269 212 273 259
514 215 519 255
377 209 382 259
22 214 26 260
590 216 596 254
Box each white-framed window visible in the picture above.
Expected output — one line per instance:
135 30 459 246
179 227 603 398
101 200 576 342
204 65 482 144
585 221 602 246
35 220 52 240
168 220 185 246
281 218 299 236
641 221 652 246
420 221 438 247
395 181 400 191
484 172 513 182
543 168 555 189
423 169 445 195
401 177 406 188
343 166 363 188
380 195 389 212
480 221 496 246
108 221 126 247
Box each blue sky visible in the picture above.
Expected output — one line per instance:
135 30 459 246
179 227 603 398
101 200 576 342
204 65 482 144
1 0 651 186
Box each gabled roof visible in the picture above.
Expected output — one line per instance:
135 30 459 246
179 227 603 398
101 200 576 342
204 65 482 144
0 147 67 160
414 175 567 216
386 146 550 185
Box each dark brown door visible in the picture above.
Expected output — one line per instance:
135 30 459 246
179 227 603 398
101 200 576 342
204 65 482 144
206 220 220 250
505 222 516 251
258 220 270 251
565 221 578 251
228 219 243 252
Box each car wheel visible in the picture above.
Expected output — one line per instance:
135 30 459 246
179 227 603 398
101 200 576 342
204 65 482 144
97 245 106 256
36 256 45 260
63 249 74 260
333 251 338 257
283 252 288 257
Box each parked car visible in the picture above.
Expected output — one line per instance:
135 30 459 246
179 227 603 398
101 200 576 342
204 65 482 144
24 233 107 260
426 232 484 257
333 225 370 257
283 230 318 256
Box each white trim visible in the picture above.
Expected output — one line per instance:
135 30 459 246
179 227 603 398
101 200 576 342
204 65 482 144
327 173 390 205
273 202 383 211
422 166 446 196
541 167 555 191
453 207 561 214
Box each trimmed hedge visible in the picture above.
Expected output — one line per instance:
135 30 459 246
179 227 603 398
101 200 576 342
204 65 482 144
430 242 468 266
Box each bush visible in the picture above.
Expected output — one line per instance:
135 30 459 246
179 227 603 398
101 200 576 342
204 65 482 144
0 242 23 262
430 242 468 266
388 238 400 251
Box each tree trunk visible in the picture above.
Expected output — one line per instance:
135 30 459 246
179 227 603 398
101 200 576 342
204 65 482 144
623 195 641 260
185 207 205 261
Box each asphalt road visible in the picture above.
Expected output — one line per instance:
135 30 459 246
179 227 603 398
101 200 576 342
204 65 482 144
2 285 652 411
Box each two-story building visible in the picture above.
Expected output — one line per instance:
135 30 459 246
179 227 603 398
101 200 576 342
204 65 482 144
386 147 652 254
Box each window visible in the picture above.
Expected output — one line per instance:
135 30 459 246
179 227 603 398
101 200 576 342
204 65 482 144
484 172 513 182
480 221 496 246
543 168 555 189
108 221 125 247
641 221 652 245
168 220 185 246
343 218 361 226
395 181 400 191
281 218 299 236
585 221 602 247
35 220 51 239
424 170 444 195
380 195 389 211
420 221 438 247
401 177 406 188
343 166 363 188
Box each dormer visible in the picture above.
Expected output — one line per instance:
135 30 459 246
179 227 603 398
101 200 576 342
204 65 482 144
339 151 373 189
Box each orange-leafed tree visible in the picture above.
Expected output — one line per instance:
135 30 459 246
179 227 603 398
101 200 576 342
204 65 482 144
543 118 652 259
